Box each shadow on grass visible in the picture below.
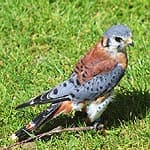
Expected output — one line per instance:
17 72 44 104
101 89 150 127
37 89 150 135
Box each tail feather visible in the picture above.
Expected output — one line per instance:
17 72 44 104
16 91 70 110
12 103 61 141
15 94 46 109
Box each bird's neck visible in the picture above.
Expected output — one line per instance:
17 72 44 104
98 44 128 70
102 44 128 69
116 52 128 69
106 47 118 58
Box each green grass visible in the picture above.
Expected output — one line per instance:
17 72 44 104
0 0 150 149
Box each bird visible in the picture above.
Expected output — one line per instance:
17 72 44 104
11 24 134 141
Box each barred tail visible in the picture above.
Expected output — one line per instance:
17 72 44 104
11 103 61 141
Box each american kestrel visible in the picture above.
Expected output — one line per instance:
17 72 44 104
11 24 133 140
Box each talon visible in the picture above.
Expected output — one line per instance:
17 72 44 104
94 123 104 130
93 123 106 135
96 123 104 130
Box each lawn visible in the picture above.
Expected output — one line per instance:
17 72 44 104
0 0 150 149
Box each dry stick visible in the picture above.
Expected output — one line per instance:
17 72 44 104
6 126 95 150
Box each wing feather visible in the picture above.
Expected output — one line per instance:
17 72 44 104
74 41 117 83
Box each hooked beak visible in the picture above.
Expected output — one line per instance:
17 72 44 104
126 37 134 47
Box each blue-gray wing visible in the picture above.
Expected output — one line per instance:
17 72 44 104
16 64 125 109
49 63 125 103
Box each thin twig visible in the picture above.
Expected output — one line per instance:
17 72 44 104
5 126 95 150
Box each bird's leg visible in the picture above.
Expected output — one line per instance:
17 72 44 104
86 94 113 130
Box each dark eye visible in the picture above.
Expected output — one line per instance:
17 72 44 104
115 37 122 42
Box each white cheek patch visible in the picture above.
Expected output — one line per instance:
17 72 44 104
86 96 113 122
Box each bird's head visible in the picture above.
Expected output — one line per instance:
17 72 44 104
101 25 134 56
